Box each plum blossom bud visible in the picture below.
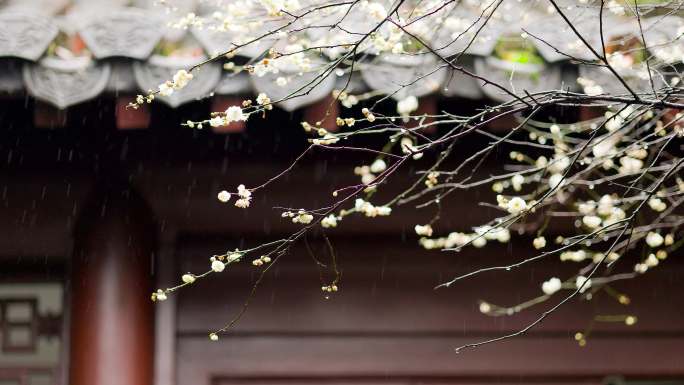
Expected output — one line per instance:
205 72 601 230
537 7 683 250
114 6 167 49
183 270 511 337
210 116 225 127
646 232 664 248
541 277 562 295
369 159 387 173
533 236 546 249
414 224 433 236
575 275 592 293
217 190 231 203
211 259 225 272
172 69 193 89
321 214 338 228
397 96 418 116
648 198 666 212
548 173 564 189
154 289 167 301
511 174 524 191
225 106 246 122
182 274 196 284
582 215 602 229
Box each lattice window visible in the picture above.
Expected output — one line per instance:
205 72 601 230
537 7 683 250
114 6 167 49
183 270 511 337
0 298 38 353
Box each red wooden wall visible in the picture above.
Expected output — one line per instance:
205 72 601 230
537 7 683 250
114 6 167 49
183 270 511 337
172 239 684 385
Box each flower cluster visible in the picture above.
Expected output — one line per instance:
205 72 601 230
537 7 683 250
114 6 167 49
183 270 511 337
419 225 511 250
354 159 387 186
252 255 272 266
235 184 252 208
354 199 392 217
282 210 314 224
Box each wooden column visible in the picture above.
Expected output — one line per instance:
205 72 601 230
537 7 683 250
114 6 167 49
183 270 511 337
69 184 156 385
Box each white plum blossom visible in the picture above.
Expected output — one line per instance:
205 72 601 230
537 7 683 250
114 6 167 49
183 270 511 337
210 116 226 127
507 197 527 215
354 198 392 217
548 173 564 189
618 156 643 174
541 277 562 295
158 82 174 97
575 275 592 293
533 236 547 249
226 252 242 263
634 262 648 274
472 236 487 248
597 195 616 216
225 106 247 123
645 253 659 268
361 172 375 185
217 190 231 203
154 289 167 301
362 107 376 122
172 69 193 89
578 201 596 215
399 137 423 160
397 96 418 117
648 198 667 212
235 184 252 208
646 232 664 248
256 93 272 109
321 214 338 228
582 215 602 229
370 159 387 173
235 198 250 208
548 155 570 174
182 274 196 284
211 259 225 272
493 228 511 243
312 134 340 145
665 233 675 246
560 250 588 262
415 224 433 236
292 210 314 224
511 174 524 191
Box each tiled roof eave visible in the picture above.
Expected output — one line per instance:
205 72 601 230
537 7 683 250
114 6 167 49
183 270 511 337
0 5 681 108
